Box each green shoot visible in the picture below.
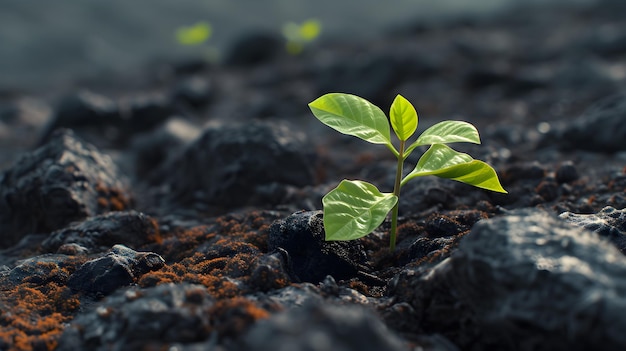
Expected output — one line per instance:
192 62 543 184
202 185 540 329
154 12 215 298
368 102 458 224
309 93 507 251
282 19 322 55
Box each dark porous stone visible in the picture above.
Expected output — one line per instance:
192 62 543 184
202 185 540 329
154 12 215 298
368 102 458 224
315 53 429 107
0 129 131 248
155 120 315 208
248 251 292 293
241 302 407 351
170 76 213 109
3 254 73 287
404 237 455 264
42 90 178 147
42 211 160 254
500 161 546 184
559 206 626 253
390 209 626 351
67 244 164 295
224 32 283 67
557 93 626 152
131 118 201 178
40 90 120 145
555 160 579 183
58 283 214 350
119 95 177 139
268 211 368 283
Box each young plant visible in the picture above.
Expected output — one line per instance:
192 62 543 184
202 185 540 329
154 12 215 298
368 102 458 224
309 93 507 250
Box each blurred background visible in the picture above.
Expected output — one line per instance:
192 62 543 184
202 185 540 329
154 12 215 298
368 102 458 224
0 0 595 92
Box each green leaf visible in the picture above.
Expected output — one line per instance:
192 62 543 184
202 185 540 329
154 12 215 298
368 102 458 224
405 121 480 156
322 180 398 241
402 144 507 193
390 94 417 141
309 93 392 146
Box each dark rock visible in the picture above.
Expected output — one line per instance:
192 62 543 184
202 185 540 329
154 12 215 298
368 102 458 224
154 120 315 208
500 161 546 184
398 177 458 212
42 211 160 254
535 179 559 202
67 244 164 295
131 118 200 178
120 95 177 138
248 251 291 292
557 92 626 152
58 283 215 350
170 77 213 109
405 237 455 263
555 160 579 183
40 90 120 145
224 32 283 67
41 90 178 147
241 302 407 351
2 254 73 287
314 53 437 107
390 209 626 350
559 206 626 253
463 66 546 95
268 211 368 283
0 129 131 248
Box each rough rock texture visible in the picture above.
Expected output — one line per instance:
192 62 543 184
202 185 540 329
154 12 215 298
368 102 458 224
268 211 368 283
241 302 407 351
58 283 216 350
0 129 132 248
390 209 626 351
153 120 316 208
41 90 177 147
42 211 161 254
67 244 165 295
556 92 626 152
560 206 626 253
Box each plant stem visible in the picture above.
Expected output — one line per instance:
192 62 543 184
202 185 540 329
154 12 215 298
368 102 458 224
389 140 405 251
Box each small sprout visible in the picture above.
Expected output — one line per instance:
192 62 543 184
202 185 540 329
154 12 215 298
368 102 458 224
176 22 212 46
282 19 322 55
309 93 507 250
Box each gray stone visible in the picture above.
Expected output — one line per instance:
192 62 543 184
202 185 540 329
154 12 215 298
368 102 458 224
559 206 626 253
390 209 626 351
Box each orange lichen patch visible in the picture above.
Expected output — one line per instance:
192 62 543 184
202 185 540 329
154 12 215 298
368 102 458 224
154 226 217 262
214 211 282 252
0 283 81 351
208 297 271 339
138 248 260 299
95 182 132 212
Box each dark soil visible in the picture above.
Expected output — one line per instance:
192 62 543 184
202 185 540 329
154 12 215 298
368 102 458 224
1 1 626 350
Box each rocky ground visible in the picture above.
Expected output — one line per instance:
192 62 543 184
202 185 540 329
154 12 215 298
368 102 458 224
1 1 626 350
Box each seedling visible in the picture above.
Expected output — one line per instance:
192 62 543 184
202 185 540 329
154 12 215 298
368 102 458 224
309 93 507 250
282 19 322 55
176 22 212 46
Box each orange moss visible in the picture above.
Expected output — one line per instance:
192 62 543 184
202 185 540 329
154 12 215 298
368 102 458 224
94 182 132 212
0 283 80 351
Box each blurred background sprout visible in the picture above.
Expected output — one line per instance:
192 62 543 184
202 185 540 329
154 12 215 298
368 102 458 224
282 18 322 55
176 21 212 46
